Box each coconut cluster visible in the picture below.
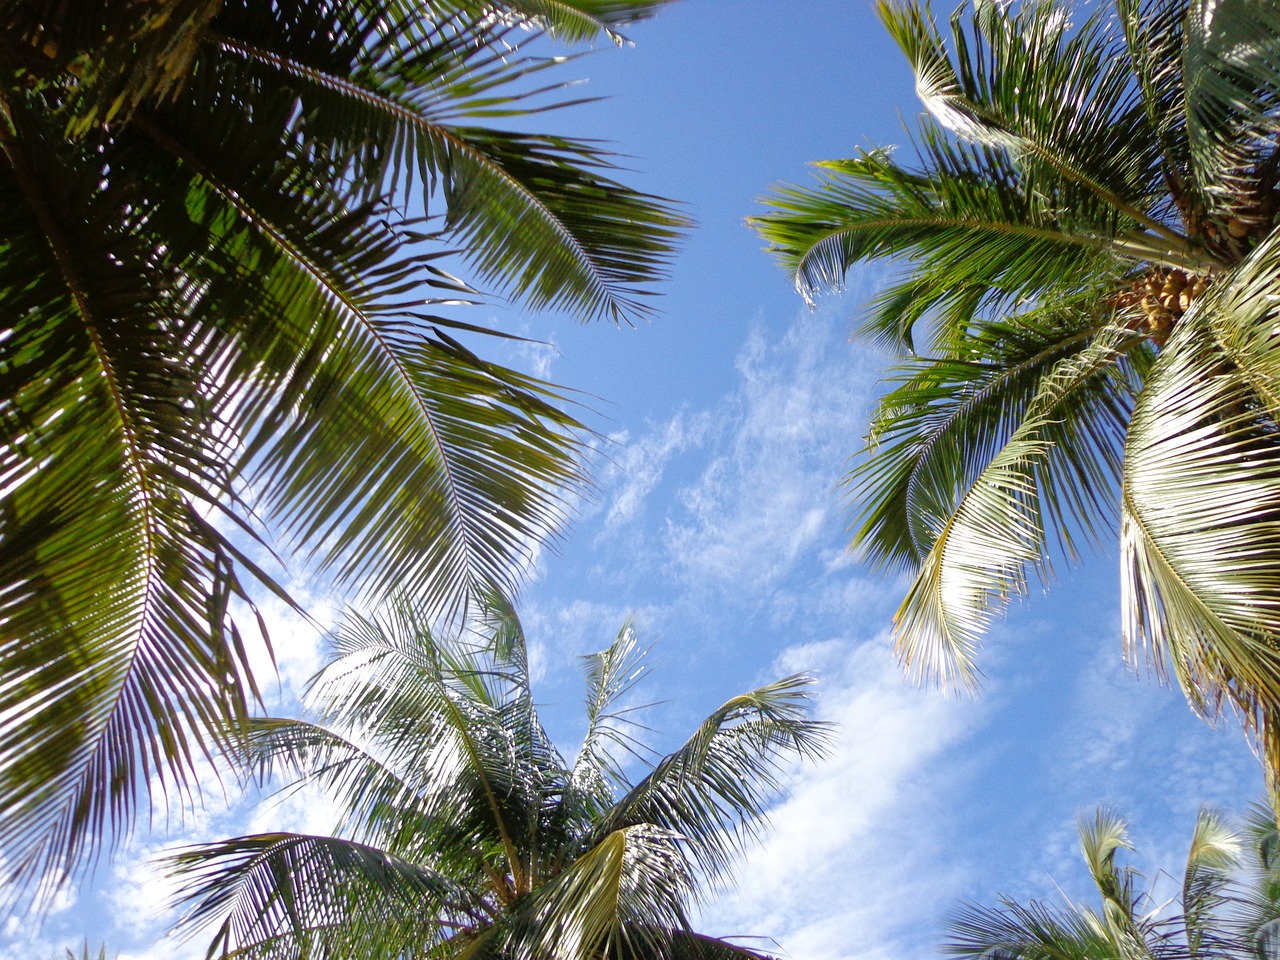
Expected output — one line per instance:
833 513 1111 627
1129 268 1211 346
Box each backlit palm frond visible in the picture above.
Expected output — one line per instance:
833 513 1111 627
305 606 549 890
752 138 1146 352
597 675 832 884
137 54 589 615
3 0 685 909
1182 807 1240 957
170 608 825 959
879 0 1180 252
949 806 1280 960
480 0 676 43
510 823 694 960
946 896 1118 960
569 621 651 810
852 294 1140 571
241 718 438 854
891 323 1140 690
1077 808 1139 925
1182 0 1280 218
204 2 686 325
0 92 271 900
1230 803 1280 957
2 0 221 135
168 833 480 959
1120 234 1280 788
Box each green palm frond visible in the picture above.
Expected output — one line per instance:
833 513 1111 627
597 675 833 883
199 2 686 323
753 139 1161 352
2 0 683 896
571 621 651 798
890 323 1140 689
485 0 675 43
169 832 479 958
1183 807 1240 957
879 0 1185 253
853 295 1140 570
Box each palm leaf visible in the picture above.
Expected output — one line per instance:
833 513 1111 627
510 823 695 960
878 0 1192 257
852 295 1140 570
168 833 481 959
890 323 1139 689
1120 232 1280 788
596 675 832 883
1183 0 1280 217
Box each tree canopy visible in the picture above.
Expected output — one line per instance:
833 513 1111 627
167 599 832 959
0 0 685 901
753 0 1280 793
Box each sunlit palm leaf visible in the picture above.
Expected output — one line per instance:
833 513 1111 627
753 139 1150 352
170 832 480 958
597 675 833 882
892 325 1139 689
947 807 1277 960
1183 0 1280 215
879 0 1187 257
168 607 827 959
1121 234 1280 779
513 823 694 960
853 295 1139 570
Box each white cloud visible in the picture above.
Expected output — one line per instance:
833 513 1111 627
598 411 716 533
699 636 986 960
571 308 882 587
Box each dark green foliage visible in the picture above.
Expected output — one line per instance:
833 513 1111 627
0 0 685 902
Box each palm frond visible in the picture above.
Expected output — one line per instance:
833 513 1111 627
512 823 695 960
878 0 1189 254
202 3 687 324
168 833 480 959
570 621 651 803
1183 808 1240 957
752 138 1169 352
596 675 832 884
852 296 1139 570
1120 233 1280 785
890 323 1139 690
1183 0 1280 217
2 0 684 896
0 90 273 900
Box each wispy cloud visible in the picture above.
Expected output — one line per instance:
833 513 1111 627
658 312 881 595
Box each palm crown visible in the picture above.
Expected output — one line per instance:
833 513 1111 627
752 0 1280 792
0 0 684 902
947 804 1280 960
167 599 832 959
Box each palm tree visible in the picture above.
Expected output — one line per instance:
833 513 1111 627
165 598 831 959
751 0 1280 791
0 0 684 901
945 804 1280 960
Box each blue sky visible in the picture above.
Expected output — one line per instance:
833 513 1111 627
4 3 1269 958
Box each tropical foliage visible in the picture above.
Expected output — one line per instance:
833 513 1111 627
0 0 684 900
166 599 831 959
752 0 1280 791
946 804 1280 960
